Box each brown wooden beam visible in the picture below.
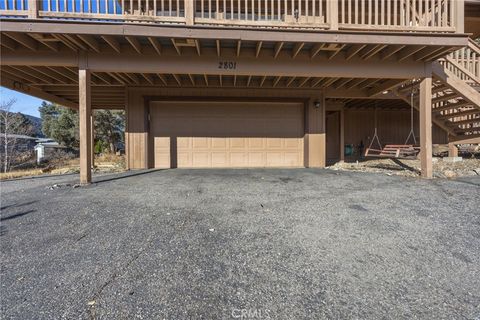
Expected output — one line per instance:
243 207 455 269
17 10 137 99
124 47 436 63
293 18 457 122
148 37 162 55
0 21 469 48
274 42 283 59
126 36 142 54
420 76 433 178
0 34 17 51
4 32 37 51
1 75 78 108
345 44 366 61
1 50 431 79
292 42 305 58
255 41 263 58
79 63 92 184
78 34 101 53
101 35 121 53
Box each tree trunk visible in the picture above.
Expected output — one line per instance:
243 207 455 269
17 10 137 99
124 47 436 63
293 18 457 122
4 131 8 173
109 142 115 154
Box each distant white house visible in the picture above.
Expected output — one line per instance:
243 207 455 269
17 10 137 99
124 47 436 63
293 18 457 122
0 134 38 153
34 138 66 164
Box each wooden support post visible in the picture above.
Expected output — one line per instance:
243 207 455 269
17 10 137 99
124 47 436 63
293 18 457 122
28 0 38 18
419 76 433 178
90 113 95 168
340 108 345 162
329 0 339 30
305 97 326 168
124 89 129 170
185 0 195 25
448 143 458 157
79 63 92 184
455 0 464 33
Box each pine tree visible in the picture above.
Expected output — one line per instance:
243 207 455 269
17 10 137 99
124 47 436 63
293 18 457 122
39 102 79 148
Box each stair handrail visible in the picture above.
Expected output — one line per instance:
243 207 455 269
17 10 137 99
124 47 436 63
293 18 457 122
441 40 480 87
441 56 480 87
468 38 480 56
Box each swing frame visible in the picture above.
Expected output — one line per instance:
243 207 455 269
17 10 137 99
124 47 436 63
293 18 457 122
364 92 421 160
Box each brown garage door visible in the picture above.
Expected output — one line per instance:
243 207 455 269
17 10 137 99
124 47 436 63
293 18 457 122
150 101 304 168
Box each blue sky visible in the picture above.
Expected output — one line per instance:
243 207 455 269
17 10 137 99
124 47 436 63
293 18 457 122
0 0 121 13
0 87 46 118
1 0 121 118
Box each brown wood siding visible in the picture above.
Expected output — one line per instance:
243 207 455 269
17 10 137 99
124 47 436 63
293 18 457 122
344 109 448 148
326 111 340 161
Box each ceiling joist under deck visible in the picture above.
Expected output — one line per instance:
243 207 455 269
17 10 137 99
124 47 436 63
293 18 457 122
0 30 463 67
0 26 467 115
1 65 414 110
2 64 410 92
0 20 468 50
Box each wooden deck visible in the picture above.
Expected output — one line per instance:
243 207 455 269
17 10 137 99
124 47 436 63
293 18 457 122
0 0 464 33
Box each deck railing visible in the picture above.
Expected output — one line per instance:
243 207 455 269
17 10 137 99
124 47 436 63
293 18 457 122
195 0 329 29
40 0 186 22
339 0 455 31
0 0 463 33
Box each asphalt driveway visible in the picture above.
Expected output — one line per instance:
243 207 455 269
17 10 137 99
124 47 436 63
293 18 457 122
1 169 479 319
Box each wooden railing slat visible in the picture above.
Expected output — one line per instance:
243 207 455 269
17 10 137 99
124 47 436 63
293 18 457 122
2 0 459 32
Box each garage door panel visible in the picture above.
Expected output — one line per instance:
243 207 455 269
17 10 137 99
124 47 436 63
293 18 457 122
177 152 191 167
248 152 264 166
154 137 170 168
266 152 283 166
192 152 209 167
211 152 228 166
285 138 303 149
191 137 209 149
230 138 247 149
248 138 264 149
266 138 283 148
177 137 190 149
285 152 302 165
150 102 304 168
230 152 247 166
211 138 227 149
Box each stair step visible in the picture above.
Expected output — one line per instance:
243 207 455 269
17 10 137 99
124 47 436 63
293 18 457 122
438 109 480 120
432 90 456 97
433 101 471 112
446 117 480 127
454 128 480 135
432 85 449 93
432 93 460 104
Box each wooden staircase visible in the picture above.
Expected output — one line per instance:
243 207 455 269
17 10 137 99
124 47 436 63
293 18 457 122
396 39 480 142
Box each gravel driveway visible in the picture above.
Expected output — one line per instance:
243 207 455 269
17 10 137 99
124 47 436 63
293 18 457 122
1 169 479 319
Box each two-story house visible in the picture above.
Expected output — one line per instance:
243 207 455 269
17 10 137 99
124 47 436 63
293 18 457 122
1 0 479 183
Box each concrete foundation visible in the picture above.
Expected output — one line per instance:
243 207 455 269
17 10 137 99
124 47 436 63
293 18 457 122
443 157 463 163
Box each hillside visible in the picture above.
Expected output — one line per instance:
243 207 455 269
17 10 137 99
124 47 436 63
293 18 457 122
23 114 43 137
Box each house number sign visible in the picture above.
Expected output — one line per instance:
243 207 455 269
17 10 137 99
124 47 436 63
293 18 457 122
218 61 237 70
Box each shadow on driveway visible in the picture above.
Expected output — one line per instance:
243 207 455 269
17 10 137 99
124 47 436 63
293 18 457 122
92 169 165 184
0 209 36 222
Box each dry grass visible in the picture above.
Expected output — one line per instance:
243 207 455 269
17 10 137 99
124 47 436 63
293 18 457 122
0 154 126 181
328 157 480 178
0 169 45 180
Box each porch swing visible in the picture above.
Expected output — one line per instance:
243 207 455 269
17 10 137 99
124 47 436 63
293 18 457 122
364 90 421 159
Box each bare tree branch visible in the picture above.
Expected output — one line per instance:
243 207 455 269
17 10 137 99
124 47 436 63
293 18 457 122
1 99 33 173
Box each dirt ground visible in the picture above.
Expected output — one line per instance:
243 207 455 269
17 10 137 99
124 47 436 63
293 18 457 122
0 154 126 180
2 153 479 180
328 157 480 178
